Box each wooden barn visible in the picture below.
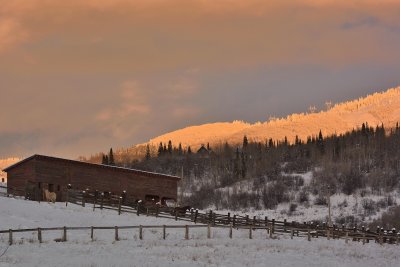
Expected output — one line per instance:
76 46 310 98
3 154 180 203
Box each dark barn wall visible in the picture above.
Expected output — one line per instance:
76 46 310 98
9 156 178 202
6 160 36 191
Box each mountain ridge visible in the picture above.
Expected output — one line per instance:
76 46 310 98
144 86 400 150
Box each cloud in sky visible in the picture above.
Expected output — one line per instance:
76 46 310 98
0 0 399 158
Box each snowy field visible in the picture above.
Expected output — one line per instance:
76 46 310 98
0 197 399 267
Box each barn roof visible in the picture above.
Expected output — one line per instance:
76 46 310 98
3 154 181 180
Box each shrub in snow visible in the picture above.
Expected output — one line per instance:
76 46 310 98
377 196 396 209
370 205 400 230
313 195 327 206
335 215 360 228
297 190 309 204
362 198 377 216
289 203 297 213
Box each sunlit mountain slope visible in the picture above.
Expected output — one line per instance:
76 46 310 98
146 87 400 149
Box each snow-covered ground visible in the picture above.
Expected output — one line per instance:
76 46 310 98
0 197 399 267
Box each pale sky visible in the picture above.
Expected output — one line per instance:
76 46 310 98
1 0 400 158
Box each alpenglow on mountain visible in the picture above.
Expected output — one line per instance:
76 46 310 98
143 86 400 150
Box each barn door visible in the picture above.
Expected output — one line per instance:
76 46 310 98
25 181 39 201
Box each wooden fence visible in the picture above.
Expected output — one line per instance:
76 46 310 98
66 189 400 245
0 224 212 246
1 223 399 247
1 185 399 245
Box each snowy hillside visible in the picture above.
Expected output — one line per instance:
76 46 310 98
0 196 399 267
212 171 400 226
144 86 400 150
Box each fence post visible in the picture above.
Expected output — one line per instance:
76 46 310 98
227 212 231 224
207 224 211 239
327 228 330 240
272 219 275 234
65 186 69 207
100 193 104 210
91 226 94 241
284 219 287 232
190 209 194 221
82 191 86 207
93 190 98 211
307 229 311 241
233 215 236 227
8 229 13 245
209 210 213 224
118 197 122 215
115 226 119 241
194 210 198 224
253 216 256 226
362 233 366 245
291 229 294 239
213 213 216 226
345 231 348 244
265 216 268 227
137 202 140 216
246 215 249 225
175 209 178 221
38 228 42 243
269 225 273 238
121 190 127 205
229 224 233 239
249 226 253 239
63 226 67 242
139 225 143 240
185 225 189 240
163 225 166 240
342 224 345 234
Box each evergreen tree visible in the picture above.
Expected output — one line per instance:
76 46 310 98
317 130 325 154
158 142 163 157
268 138 274 148
145 144 151 161
241 151 247 178
187 146 192 154
233 147 240 179
108 148 115 166
295 135 300 145
178 143 183 155
101 154 108 165
168 140 173 154
243 135 248 149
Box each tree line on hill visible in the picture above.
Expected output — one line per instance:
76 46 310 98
92 123 400 217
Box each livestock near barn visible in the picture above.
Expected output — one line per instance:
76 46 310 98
43 189 56 203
